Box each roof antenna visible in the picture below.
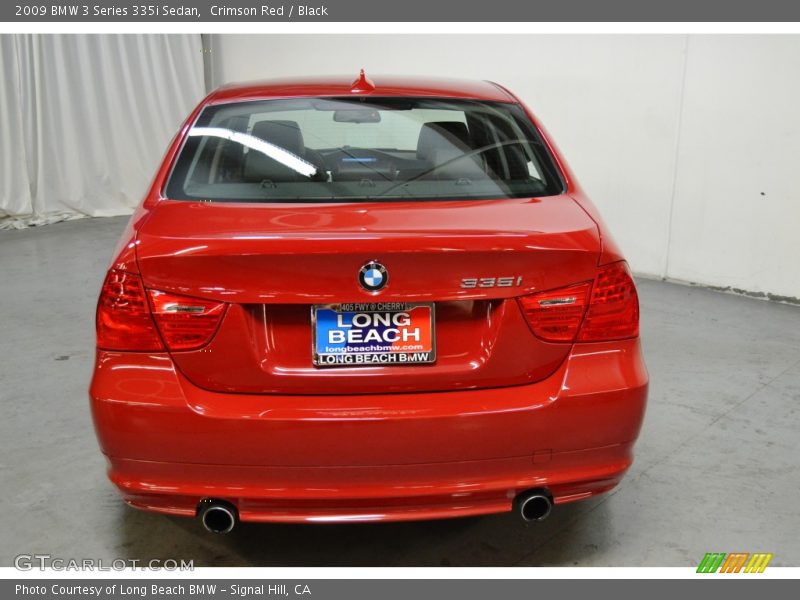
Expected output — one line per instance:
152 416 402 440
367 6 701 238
350 69 375 93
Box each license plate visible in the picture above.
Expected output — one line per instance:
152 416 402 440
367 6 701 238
312 302 436 367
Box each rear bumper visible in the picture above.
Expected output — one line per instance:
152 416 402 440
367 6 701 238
90 339 648 523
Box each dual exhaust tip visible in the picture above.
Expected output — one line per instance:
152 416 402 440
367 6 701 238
198 499 238 534
197 489 552 532
515 489 553 522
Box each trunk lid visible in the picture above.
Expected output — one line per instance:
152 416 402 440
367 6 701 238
136 197 600 394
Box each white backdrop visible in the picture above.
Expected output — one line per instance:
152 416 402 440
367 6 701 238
0 34 204 228
206 34 800 300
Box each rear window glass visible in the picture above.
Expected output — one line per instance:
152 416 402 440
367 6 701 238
165 97 565 203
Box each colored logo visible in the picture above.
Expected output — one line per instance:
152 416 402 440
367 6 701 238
359 261 388 292
312 303 436 367
696 552 773 573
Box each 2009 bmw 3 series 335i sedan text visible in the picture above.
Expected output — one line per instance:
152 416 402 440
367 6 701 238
89 73 648 532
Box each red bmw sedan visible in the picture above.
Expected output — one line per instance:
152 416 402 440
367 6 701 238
90 73 647 532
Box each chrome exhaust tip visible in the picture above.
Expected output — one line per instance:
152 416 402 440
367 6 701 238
198 499 238 534
515 490 553 522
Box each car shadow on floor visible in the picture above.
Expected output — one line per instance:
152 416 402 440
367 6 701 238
112 496 610 567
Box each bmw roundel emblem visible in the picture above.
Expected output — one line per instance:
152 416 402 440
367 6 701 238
358 261 388 292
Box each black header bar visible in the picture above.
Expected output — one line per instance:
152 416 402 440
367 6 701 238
4 0 800 23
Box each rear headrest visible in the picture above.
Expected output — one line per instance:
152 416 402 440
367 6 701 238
250 120 305 155
244 120 306 182
416 121 471 163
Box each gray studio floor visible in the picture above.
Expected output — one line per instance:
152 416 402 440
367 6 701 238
2 216 799 567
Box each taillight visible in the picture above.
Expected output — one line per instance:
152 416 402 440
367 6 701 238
96 270 164 351
96 270 227 352
578 261 639 341
519 261 639 343
146 289 227 351
519 281 592 342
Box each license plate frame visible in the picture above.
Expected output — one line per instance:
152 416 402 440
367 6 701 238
311 302 436 368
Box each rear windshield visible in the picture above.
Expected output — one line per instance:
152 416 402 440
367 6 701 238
165 97 565 202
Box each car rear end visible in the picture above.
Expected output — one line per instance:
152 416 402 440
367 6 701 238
89 77 647 527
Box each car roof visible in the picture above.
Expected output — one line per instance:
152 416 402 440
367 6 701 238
207 73 518 104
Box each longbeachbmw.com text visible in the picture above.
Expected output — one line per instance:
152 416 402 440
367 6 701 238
13 4 329 19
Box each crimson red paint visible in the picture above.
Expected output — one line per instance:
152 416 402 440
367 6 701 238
90 75 648 524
